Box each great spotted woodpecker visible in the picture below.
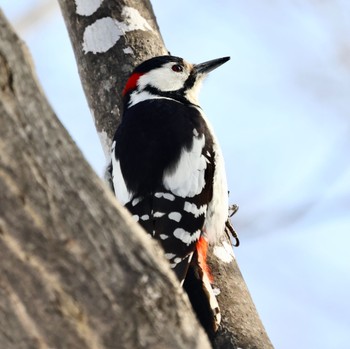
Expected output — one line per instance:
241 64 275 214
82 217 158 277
108 55 231 335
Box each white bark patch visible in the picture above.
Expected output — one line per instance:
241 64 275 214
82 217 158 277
83 17 122 54
213 241 235 263
82 7 154 54
213 287 221 296
121 6 153 31
123 47 134 55
75 0 103 16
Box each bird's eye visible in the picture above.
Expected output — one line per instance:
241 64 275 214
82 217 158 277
172 64 183 72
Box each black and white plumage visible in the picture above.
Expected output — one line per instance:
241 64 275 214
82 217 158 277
108 55 230 334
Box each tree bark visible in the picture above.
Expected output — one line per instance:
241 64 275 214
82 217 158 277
58 0 168 157
0 10 210 349
59 1 274 348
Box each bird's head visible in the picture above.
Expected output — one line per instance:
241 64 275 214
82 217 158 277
122 55 230 107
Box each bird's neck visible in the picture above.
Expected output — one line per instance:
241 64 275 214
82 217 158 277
126 87 201 109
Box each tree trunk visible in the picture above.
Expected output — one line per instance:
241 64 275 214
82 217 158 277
57 1 274 348
0 10 210 349
59 0 168 157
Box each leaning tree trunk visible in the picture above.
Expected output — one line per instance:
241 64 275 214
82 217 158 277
57 1 274 348
0 10 211 349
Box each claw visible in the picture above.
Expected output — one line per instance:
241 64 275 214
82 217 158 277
229 204 239 217
225 220 240 247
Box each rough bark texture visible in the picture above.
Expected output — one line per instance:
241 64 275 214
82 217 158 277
0 10 211 349
208 238 273 349
58 1 274 348
59 0 168 156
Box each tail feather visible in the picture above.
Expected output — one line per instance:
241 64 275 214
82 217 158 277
183 241 221 337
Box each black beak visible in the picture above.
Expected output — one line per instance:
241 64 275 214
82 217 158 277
194 56 230 75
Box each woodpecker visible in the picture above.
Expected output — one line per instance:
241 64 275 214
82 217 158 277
108 55 231 335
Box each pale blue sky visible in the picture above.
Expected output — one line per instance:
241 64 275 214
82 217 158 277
2 1 350 348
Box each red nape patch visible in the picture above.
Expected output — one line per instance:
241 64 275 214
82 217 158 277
122 72 144 96
196 236 213 283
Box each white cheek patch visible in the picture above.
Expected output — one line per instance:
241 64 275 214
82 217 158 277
137 63 188 92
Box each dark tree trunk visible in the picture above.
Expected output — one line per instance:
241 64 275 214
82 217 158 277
0 10 210 349
57 1 274 348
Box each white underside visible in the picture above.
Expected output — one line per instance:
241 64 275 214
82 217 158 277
185 107 228 243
